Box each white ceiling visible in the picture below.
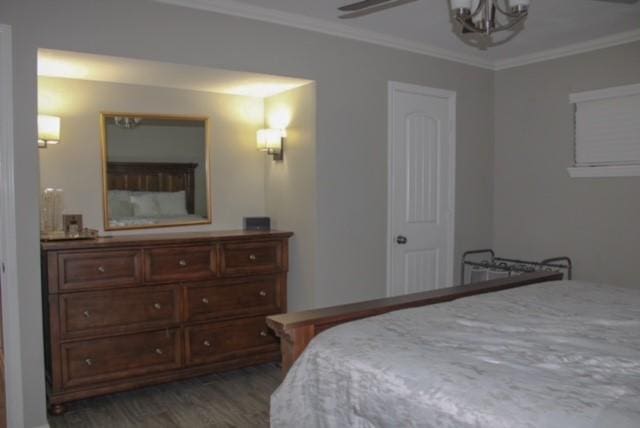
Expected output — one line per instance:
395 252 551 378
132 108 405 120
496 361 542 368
157 0 640 69
37 49 311 98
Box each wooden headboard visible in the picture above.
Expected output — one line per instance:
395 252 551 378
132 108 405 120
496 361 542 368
106 162 198 214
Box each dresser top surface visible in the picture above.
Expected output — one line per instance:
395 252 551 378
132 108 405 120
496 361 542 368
41 230 293 251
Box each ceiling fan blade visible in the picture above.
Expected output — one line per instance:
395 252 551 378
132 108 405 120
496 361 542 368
338 0 394 12
340 0 418 19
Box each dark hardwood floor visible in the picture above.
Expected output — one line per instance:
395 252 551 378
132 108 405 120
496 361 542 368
48 364 282 428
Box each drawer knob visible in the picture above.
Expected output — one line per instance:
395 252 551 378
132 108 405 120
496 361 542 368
260 330 268 337
203 340 211 347
97 266 105 273
153 303 162 310
83 310 91 318
259 290 267 297
84 358 93 366
201 297 209 304
248 254 257 261
178 259 188 267
155 348 163 355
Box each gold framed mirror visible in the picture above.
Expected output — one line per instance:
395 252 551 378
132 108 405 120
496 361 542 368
100 112 211 231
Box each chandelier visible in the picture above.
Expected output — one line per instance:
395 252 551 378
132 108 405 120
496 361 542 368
450 0 530 36
113 116 142 129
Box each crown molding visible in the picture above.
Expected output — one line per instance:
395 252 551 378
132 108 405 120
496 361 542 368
155 0 494 70
494 28 640 70
155 0 640 72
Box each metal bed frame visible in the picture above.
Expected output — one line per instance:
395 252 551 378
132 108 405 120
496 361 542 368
461 249 572 285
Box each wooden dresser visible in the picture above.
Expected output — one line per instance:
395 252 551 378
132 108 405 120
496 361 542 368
41 230 292 414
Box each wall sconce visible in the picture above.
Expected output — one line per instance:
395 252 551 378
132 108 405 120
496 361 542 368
38 115 61 148
257 128 285 161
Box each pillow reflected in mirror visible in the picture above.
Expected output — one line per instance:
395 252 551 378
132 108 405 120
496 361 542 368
108 190 134 218
155 191 188 216
130 193 159 217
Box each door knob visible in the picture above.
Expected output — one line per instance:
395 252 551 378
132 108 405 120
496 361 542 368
396 235 408 245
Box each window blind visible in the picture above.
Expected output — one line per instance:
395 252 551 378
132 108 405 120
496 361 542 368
571 84 640 166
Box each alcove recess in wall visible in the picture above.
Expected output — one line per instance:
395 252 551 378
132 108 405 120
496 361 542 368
36 48 314 234
37 48 318 313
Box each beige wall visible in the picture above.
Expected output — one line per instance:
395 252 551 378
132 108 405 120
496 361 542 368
265 83 317 311
494 41 640 289
1 0 494 425
38 77 266 233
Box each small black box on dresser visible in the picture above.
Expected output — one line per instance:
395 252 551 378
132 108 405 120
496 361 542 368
243 217 271 231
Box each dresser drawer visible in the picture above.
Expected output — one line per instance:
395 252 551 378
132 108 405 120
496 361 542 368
144 245 217 283
185 317 279 366
184 277 280 322
59 285 179 338
61 329 181 388
220 241 283 275
58 250 142 291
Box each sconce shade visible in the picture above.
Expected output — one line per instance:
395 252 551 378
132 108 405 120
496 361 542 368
257 128 286 161
257 128 284 150
38 115 61 146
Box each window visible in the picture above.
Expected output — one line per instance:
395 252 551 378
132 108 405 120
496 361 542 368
568 83 640 178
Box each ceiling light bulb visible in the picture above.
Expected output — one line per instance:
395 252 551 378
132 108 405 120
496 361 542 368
472 6 485 24
450 0 473 11
508 0 529 13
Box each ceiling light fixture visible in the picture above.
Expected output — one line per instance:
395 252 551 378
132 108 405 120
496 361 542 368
113 116 142 129
450 0 529 36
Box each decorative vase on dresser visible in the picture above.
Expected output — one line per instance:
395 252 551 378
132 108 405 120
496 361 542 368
41 230 293 415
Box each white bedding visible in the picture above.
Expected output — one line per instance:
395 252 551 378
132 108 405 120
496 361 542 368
271 281 640 428
108 214 203 227
108 190 189 220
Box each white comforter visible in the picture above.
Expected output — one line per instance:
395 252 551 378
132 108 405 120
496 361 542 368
109 214 204 227
271 281 640 428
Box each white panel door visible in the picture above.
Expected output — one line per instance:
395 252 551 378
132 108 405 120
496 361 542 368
387 82 455 296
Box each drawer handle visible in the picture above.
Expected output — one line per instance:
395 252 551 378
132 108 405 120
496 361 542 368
201 297 209 304
153 303 162 310
97 266 106 273
259 290 267 297
248 254 257 261
84 358 93 366
203 340 211 347
178 259 188 267
83 310 91 318
155 348 164 355
260 330 268 337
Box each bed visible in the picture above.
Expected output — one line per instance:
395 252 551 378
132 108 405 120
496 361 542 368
105 161 201 227
268 274 640 427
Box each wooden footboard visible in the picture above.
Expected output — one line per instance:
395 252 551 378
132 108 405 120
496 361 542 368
266 271 563 374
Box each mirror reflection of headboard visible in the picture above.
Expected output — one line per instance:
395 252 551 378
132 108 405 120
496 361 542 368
100 112 210 231
106 162 198 214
